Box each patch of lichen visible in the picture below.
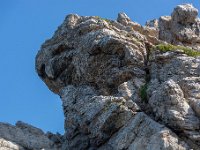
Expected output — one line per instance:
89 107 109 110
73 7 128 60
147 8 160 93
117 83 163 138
153 44 200 57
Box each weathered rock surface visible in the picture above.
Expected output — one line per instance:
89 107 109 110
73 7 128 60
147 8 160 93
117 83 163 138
158 4 200 50
1 3 200 150
59 85 188 150
0 121 62 150
0 138 24 150
147 49 200 148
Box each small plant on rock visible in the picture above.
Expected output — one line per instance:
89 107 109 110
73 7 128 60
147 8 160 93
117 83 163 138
95 16 112 24
154 44 200 57
139 84 148 103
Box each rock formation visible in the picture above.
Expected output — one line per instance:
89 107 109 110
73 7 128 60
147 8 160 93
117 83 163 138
1 3 200 150
0 121 63 150
157 4 200 50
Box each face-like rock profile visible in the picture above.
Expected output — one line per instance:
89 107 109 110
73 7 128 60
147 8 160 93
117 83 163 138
36 14 146 95
34 4 200 150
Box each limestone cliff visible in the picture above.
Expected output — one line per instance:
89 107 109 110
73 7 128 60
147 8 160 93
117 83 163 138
1 4 200 150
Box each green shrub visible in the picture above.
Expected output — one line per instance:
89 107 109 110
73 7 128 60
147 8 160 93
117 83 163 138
95 16 111 24
139 84 148 103
154 44 200 57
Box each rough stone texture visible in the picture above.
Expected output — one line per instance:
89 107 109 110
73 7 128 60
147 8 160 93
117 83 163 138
146 19 159 30
60 86 188 150
180 77 200 117
171 4 198 24
1 3 200 150
99 112 188 150
34 3 200 150
149 80 200 137
148 50 200 148
36 13 147 95
0 122 61 150
0 138 24 150
158 4 200 50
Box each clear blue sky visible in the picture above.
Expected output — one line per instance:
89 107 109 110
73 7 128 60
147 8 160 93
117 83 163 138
0 0 199 134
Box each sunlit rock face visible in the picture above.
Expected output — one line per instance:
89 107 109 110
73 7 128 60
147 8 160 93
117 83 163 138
158 4 200 50
0 121 62 150
34 3 200 150
1 3 200 150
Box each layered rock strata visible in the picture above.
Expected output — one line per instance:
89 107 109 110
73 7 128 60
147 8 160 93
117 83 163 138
1 3 200 150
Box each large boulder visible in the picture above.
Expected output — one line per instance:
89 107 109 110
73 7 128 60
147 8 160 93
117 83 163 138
158 4 200 48
171 4 198 24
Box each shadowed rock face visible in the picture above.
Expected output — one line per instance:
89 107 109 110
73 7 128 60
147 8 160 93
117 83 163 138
1 3 200 150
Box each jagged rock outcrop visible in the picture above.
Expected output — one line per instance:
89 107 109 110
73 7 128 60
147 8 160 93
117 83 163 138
1 3 200 150
158 4 200 50
147 47 200 149
0 121 62 150
60 86 188 149
0 138 24 150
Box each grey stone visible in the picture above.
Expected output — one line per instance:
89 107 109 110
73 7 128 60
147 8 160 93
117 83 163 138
2 3 200 150
149 79 199 131
171 4 198 24
146 19 159 29
0 138 24 150
158 4 200 47
99 112 188 150
0 122 59 150
117 12 131 25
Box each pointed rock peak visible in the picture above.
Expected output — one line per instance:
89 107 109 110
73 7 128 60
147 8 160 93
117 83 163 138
171 4 198 24
117 12 131 25
146 19 159 28
64 14 80 29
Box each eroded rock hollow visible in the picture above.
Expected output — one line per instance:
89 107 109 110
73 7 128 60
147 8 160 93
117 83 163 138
1 4 200 150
